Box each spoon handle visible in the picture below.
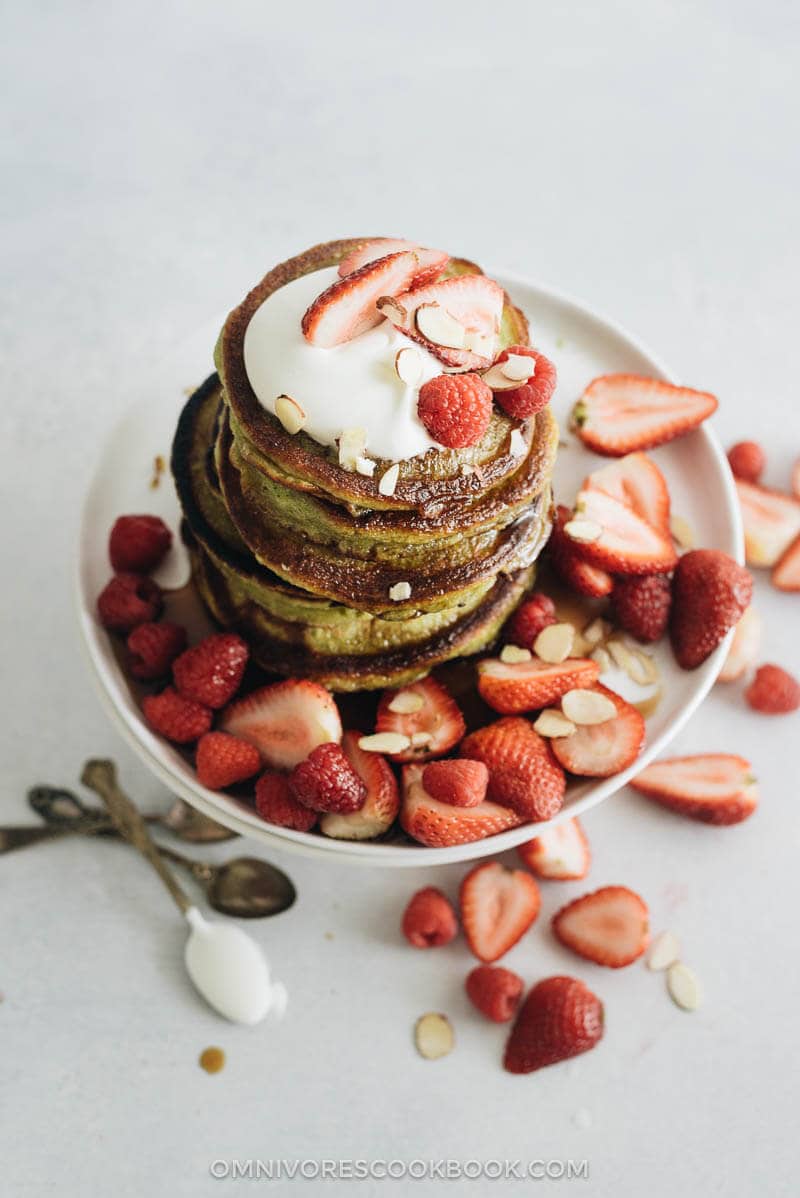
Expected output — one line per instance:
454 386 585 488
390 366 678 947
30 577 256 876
0 820 113 853
81 759 192 916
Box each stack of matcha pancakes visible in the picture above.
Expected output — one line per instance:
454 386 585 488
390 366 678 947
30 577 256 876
172 239 558 691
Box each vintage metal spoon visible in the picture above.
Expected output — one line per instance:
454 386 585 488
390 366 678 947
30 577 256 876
80 759 288 1025
28 786 236 843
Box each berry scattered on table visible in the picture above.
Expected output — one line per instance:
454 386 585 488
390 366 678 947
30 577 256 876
504 976 604 1074
631 754 759 824
745 664 800 715
465 965 524 1023
460 861 541 963
552 885 649 968
401 887 459 948
727 440 765 484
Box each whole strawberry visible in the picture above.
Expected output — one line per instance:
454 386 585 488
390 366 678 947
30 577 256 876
109 514 172 573
195 731 261 790
142 687 212 743
460 717 565 821
612 574 672 643
97 573 163 633
504 976 604 1074
255 772 318 832
465 965 524 1023
401 887 458 948
173 633 249 709
505 592 557 648
126 621 187 680
670 549 752 669
289 742 367 813
417 373 493 448
745 664 800 714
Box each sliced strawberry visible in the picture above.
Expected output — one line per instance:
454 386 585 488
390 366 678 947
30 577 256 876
772 533 800 592
319 730 400 840
477 655 599 715
548 504 614 598
553 885 649 968
338 239 448 285
548 685 645 777
377 274 504 371
220 679 342 771
400 764 522 848
717 606 762 682
375 676 466 762
504 976 604 1073
460 717 566 821
302 251 422 347
736 479 800 568
571 375 718 456
670 549 753 670
460 861 541 963
630 753 758 825
584 452 671 536
517 817 591 881
569 488 678 575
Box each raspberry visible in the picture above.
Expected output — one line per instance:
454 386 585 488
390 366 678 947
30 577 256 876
172 633 249 709
727 441 765 484
126 621 187 680
109 514 172 573
745 664 800 714
141 686 212 743
465 965 524 1022
97 573 163 633
505 592 557 648
255 772 318 832
417 373 493 448
491 346 557 419
288 743 367 813
421 759 488 807
401 887 458 948
612 574 672 643
196 731 261 790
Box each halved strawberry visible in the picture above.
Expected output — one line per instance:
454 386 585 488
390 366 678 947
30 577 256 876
302 251 422 347
338 239 448 285
772 534 800 592
400 765 522 847
377 274 504 371
569 489 678 575
460 717 566 821
460 861 541 963
736 479 800 568
552 885 649 967
375 676 466 762
548 685 645 777
584 452 671 537
717 606 762 682
517 817 591 881
548 504 614 598
571 375 718 457
220 679 342 771
320 730 400 840
630 753 758 825
477 655 600 715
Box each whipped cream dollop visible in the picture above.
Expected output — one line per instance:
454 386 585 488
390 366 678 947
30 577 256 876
243 267 444 461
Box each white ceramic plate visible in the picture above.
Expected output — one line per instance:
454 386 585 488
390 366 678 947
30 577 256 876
77 270 742 867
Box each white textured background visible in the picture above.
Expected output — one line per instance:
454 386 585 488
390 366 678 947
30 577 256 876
2 2 799 1195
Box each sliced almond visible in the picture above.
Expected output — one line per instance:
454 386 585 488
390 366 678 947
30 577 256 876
411 731 433 747
414 1012 454 1060
647 931 681 972
464 329 495 358
564 518 603 544
274 394 306 435
500 644 532 664
358 732 411 754
376 296 407 325
534 622 575 664
355 456 376 477
606 638 659 687
667 962 702 1011
569 630 592 658
590 647 612 672
395 347 423 387
583 618 610 648
670 514 695 550
509 428 527 457
378 463 400 497
338 427 367 471
561 688 617 726
480 363 525 391
533 709 577 738
387 690 424 715
500 353 536 382
415 303 466 350
389 581 411 602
